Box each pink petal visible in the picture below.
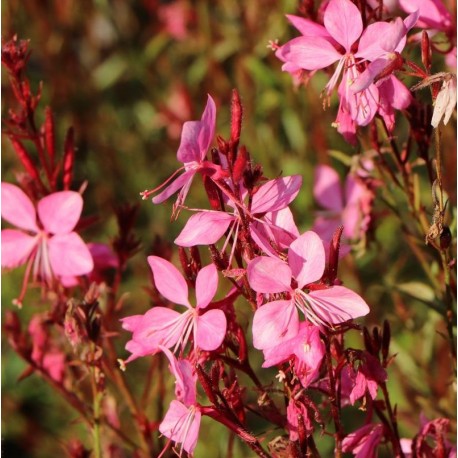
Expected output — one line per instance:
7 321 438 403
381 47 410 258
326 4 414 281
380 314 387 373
160 346 197 406
351 58 389 93
174 211 234 247
251 175 302 214
122 307 185 358
378 75 412 110
324 0 362 51
348 81 379 127
286 15 332 39
159 400 201 454
176 121 202 164
1 183 38 232
314 165 344 211
48 233 94 276
196 309 227 351
379 18 407 53
1 229 38 268
288 231 326 288
356 22 392 61
197 95 216 160
195 264 218 309
152 169 196 204
247 256 292 293
286 36 342 70
148 256 190 306
38 191 83 234
307 285 370 325
252 300 299 350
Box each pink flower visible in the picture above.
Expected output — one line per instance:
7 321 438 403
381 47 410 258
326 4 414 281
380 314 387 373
141 95 225 217
174 176 302 251
279 0 380 125
247 231 369 349
342 423 384 458
159 347 201 456
313 165 373 244
1 183 94 306
287 399 313 441
262 322 325 388
121 259 226 362
29 315 65 382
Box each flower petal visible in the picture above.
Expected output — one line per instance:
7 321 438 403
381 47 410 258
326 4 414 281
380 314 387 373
38 191 83 234
247 256 292 293
286 36 342 70
195 264 218 309
1 229 38 268
252 300 299 350
148 256 190 306
307 285 370 325
196 309 227 351
314 165 344 211
324 0 362 51
198 95 216 160
151 169 196 204
1 183 38 232
121 307 185 358
174 211 234 247
48 232 94 276
288 231 326 288
286 14 332 39
159 401 201 455
251 175 302 214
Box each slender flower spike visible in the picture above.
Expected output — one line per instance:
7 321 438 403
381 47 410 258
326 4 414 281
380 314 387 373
247 231 369 349
1 183 94 306
121 259 226 362
159 347 201 456
141 95 226 217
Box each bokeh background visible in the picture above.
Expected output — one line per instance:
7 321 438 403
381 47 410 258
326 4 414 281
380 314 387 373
2 1 456 457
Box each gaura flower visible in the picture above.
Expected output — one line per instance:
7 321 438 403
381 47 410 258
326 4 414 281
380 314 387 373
247 231 369 349
159 347 201 456
141 95 226 217
1 183 94 306
342 423 384 458
121 259 226 362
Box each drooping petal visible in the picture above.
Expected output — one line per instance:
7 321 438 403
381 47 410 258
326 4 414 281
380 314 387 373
174 211 234 247
160 346 197 406
251 175 302 214
307 285 370 325
148 256 190 307
252 300 299 350
48 233 94 276
351 58 389 93
159 401 201 455
380 18 407 53
1 183 38 232
195 263 218 309
314 165 344 211
324 0 363 51
286 36 342 70
152 169 196 204
380 76 412 110
38 191 83 234
197 95 216 160
1 229 38 268
288 231 326 288
195 309 227 351
247 256 292 293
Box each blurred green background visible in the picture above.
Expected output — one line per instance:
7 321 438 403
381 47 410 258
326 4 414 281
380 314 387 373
2 0 456 456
